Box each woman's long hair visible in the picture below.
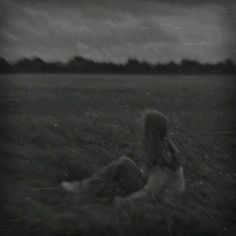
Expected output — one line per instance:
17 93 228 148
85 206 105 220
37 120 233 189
141 110 169 169
141 109 182 171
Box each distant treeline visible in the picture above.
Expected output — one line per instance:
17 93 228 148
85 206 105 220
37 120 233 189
0 56 236 74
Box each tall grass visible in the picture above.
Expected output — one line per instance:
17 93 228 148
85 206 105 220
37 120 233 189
1 74 235 235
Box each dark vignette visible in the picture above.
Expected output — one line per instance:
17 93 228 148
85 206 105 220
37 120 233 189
0 1 235 236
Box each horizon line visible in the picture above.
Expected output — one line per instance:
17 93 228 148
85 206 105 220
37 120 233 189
1 56 236 65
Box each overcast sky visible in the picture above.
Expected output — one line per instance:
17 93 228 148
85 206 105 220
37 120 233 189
0 0 235 63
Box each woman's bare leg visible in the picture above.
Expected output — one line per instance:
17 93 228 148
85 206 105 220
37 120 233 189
61 156 146 201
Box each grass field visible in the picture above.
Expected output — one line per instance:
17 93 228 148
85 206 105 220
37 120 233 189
0 74 235 236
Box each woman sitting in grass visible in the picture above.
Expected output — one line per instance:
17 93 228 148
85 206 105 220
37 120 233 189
61 110 185 203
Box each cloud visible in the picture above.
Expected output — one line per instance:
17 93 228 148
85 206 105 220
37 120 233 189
9 0 236 5
0 0 235 62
